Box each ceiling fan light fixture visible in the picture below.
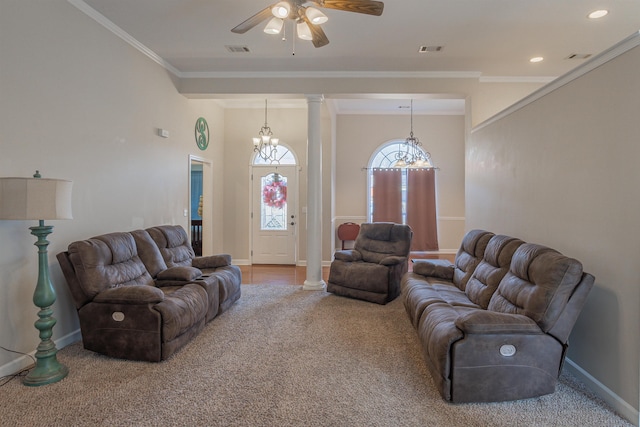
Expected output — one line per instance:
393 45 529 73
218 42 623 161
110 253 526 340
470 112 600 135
264 17 284 34
297 21 313 40
272 2 291 19
306 7 328 24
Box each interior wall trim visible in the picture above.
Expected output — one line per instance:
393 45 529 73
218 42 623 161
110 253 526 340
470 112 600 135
68 0 181 76
0 329 81 379
473 31 640 133
564 358 639 426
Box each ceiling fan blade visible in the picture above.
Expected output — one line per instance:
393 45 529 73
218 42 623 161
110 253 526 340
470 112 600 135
231 5 274 34
300 10 330 48
311 0 384 16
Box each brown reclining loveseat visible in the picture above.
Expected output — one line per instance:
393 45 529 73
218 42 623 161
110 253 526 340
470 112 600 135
57 225 241 362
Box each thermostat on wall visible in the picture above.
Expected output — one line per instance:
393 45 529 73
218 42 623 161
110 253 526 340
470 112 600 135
158 128 170 138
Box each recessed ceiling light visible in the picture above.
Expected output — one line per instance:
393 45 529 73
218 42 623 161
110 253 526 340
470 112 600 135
588 9 609 19
530 56 544 63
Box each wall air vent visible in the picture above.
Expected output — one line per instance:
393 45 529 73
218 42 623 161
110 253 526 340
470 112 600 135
225 45 251 53
565 53 592 60
419 45 444 53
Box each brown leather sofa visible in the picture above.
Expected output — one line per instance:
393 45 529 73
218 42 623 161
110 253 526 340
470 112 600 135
401 229 594 402
328 222 412 304
57 225 241 362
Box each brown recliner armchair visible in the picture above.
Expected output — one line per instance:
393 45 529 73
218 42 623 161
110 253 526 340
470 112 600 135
327 222 412 304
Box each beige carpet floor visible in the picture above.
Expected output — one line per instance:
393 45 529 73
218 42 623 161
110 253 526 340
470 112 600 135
0 284 632 427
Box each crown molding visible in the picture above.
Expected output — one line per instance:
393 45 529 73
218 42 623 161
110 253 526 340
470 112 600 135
68 0 181 76
479 76 557 84
179 70 483 79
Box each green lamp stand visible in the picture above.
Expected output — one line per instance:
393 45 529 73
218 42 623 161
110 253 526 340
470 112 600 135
0 171 73 386
23 221 69 386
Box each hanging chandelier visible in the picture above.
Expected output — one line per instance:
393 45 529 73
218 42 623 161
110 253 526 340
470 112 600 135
253 99 279 163
394 99 435 169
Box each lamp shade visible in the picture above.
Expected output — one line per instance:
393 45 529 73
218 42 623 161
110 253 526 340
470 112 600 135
306 7 328 24
264 17 284 34
0 177 73 220
297 21 313 40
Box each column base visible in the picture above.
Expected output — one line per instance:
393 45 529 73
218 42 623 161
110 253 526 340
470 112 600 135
302 280 326 291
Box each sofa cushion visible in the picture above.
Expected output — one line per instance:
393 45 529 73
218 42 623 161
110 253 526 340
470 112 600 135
403 274 479 327
131 229 168 278
147 225 195 268
452 230 494 291
68 232 154 300
487 243 584 332
464 235 524 309
153 284 208 342
354 222 412 264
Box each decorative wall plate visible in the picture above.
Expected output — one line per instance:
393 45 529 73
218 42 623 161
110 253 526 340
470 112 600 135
195 117 209 150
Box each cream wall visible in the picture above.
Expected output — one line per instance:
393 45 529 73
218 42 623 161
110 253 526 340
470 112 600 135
0 1 225 371
468 43 640 423
334 114 466 252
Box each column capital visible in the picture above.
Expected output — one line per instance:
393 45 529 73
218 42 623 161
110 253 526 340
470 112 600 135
305 94 325 103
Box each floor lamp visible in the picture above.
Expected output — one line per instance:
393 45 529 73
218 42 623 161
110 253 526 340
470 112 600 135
0 171 73 386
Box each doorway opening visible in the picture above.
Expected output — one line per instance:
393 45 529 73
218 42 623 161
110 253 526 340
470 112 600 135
189 155 213 256
250 145 299 265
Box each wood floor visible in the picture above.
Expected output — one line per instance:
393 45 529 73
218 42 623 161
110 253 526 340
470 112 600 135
239 252 456 285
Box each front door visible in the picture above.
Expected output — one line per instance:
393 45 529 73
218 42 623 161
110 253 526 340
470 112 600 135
251 165 298 264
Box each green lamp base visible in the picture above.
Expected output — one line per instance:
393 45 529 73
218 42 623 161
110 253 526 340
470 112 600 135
23 223 69 387
23 360 68 387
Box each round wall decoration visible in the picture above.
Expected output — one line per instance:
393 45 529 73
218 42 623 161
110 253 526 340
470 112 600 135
194 117 209 150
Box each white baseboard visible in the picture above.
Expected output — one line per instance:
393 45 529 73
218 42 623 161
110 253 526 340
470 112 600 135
564 357 639 426
0 329 82 379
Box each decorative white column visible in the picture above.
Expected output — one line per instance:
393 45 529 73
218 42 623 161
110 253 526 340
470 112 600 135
303 94 326 291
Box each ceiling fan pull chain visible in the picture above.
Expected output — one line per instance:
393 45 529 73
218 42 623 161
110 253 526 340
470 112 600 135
292 21 296 56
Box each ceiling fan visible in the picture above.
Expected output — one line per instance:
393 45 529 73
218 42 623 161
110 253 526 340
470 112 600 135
231 0 384 48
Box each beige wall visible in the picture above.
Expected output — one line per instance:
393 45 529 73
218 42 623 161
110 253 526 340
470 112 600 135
334 114 466 251
468 43 640 422
0 1 225 371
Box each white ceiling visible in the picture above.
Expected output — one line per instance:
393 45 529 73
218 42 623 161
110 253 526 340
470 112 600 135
74 0 640 113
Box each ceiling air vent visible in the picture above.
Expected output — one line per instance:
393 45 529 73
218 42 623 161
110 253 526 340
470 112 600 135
419 45 444 53
565 53 592 60
225 45 251 53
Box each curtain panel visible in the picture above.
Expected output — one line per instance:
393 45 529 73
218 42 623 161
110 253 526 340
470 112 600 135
372 168 402 223
406 168 439 251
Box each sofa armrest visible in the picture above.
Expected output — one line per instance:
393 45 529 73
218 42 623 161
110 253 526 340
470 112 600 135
192 254 232 269
412 259 454 279
334 250 362 262
455 310 542 334
157 266 202 281
93 285 164 304
380 255 407 266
